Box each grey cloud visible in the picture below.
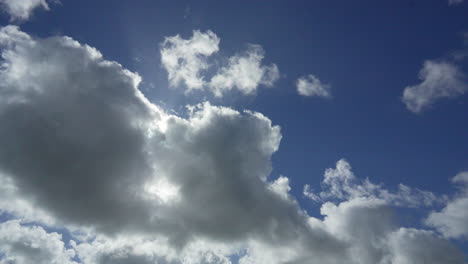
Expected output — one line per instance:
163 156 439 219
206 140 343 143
0 26 344 263
448 0 464 5
0 26 464 264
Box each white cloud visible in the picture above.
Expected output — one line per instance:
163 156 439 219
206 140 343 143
402 60 467 113
161 30 220 91
426 171 468 239
0 0 53 21
0 26 464 264
209 45 279 97
304 159 440 208
0 220 76 264
160 31 279 97
315 197 464 264
296 74 331 98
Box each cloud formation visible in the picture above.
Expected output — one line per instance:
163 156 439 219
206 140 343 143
304 159 440 208
161 30 220 91
160 31 279 97
209 45 279 97
402 60 467 113
296 74 331 98
426 171 468 239
0 26 464 264
0 0 52 21
0 220 76 264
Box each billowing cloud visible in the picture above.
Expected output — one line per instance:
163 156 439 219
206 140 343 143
0 25 341 263
160 31 279 97
0 220 76 264
426 171 468 239
402 60 467 113
296 74 331 98
316 198 464 264
209 45 279 97
160 30 220 91
0 26 464 264
304 159 440 208
0 0 53 21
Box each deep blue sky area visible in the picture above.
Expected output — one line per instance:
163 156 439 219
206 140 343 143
3 0 467 226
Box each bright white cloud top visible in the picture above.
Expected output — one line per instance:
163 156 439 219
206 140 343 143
209 44 279 97
402 60 467 113
0 0 52 21
0 26 466 264
426 171 468 239
161 30 220 91
296 74 332 98
160 30 279 97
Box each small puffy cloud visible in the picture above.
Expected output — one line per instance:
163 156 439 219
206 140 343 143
0 220 76 264
296 74 331 98
160 31 279 97
426 171 468 239
402 60 467 113
209 45 279 97
304 159 440 208
161 30 220 91
0 0 53 21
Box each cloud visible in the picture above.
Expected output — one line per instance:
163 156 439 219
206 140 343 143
0 26 343 263
304 159 440 208
0 26 464 264
0 0 53 21
209 45 279 97
160 31 279 97
402 60 467 113
296 74 331 98
426 171 468 239
0 220 76 264
448 0 464 5
160 30 220 91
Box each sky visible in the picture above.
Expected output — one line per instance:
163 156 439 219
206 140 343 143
0 0 467 263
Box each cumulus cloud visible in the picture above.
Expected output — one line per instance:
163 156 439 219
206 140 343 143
209 45 279 97
160 31 279 97
402 60 467 113
296 74 331 98
0 25 342 263
0 220 76 264
0 26 464 264
426 171 468 239
160 30 220 91
0 0 54 21
304 159 440 208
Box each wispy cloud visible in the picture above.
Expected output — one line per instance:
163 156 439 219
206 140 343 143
296 74 332 98
402 60 467 113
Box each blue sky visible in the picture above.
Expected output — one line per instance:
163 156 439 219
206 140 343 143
0 1 467 263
